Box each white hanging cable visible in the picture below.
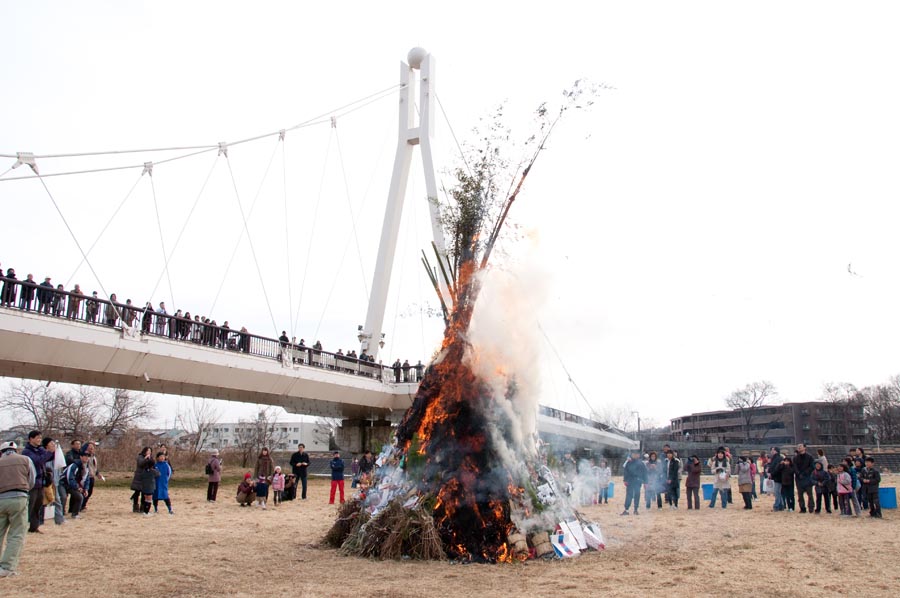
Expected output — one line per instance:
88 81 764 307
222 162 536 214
281 132 294 338
147 155 219 302
65 171 144 287
0 164 14 179
224 154 280 336
208 138 280 315
32 169 115 307
537 321 600 421
0 84 403 183
148 165 176 307
435 92 471 176
291 130 333 340
333 124 370 302
0 144 217 160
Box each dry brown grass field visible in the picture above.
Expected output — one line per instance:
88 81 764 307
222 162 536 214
5 473 899 598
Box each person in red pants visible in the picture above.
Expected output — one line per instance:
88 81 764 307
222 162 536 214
329 451 345 504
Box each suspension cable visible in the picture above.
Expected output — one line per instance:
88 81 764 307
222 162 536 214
224 154 280 336
149 170 176 307
291 130 333 340
147 155 219 302
334 126 369 302
281 134 294 339
208 138 280 315
65 171 144 287
537 321 600 420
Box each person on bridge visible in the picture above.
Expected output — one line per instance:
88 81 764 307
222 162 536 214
141 303 154 334
290 444 310 500
104 293 119 326
1 268 18 307
18 274 36 311
392 359 402 382
66 284 83 320
37 276 54 314
0 440 36 578
402 360 411 382
85 291 100 323
155 301 168 336
52 284 65 316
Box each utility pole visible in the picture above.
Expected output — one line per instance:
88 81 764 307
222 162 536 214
632 411 642 454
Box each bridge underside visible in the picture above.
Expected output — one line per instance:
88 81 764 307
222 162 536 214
0 311 416 420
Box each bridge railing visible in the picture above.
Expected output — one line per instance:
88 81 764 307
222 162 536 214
0 275 423 384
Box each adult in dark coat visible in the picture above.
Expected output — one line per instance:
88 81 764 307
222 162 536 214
37 276 54 313
129 447 154 513
21 430 53 533
289 444 310 499
18 274 36 310
684 455 703 510
621 449 648 515
664 450 681 508
767 447 785 511
792 443 816 513
1 267 18 307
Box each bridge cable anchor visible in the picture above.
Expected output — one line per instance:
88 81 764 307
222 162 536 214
218 141 228 157
330 116 337 129
13 152 38 174
142 162 153 177
278 129 286 141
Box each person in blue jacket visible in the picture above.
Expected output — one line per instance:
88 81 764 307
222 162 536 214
153 452 173 515
329 451 345 505
621 449 648 516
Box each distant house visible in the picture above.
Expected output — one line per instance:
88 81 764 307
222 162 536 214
201 421 330 453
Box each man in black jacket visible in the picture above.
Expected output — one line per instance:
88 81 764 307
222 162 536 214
767 447 784 511
665 450 681 509
792 443 815 513
37 276 54 314
289 444 310 500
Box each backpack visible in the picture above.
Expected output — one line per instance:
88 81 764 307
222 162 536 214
205 462 213 475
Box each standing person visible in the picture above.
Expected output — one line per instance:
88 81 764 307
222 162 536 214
289 444 310 500
684 455 702 510
736 455 753 510
271 467 285 506
853 458 868 511
38 438 60 526
206 449 222 503
253 448 274 493
392 359 402 382
37 276 54 314
358 450 375 483
812 461 831 514
836 463 854 516
757 452 769 495
137 453 158 516
129 447 154 513
65 440 82 466
596 459 612 505
749 457 758 500
767 447 784 511
814 448 828 470
349 457 360 489
104 293 119 326
0 441 36 578
708 449 730 509
152 452 173 515
621 449 647 516
51 283 65 316
825 464 839 513
644 451 663 510
859 457 882 518
844 457 863 517
66 284 84 319
329 451 345 505
80 441 104 511
155 301 168 335
18 274 36 310
21 430 53 533
665 450 681 509
85 291 99 323
1 268 17 307
65 452 91 519
776 456 795 512
793 443 815 514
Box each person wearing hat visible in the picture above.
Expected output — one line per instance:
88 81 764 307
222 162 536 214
206 449 222 503
329 451 346 504
37 276 54 314
0 441 36 577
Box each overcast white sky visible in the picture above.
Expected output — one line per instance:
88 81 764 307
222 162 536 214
2 1 899 430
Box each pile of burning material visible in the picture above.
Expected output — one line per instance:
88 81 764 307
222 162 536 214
325 84 604 562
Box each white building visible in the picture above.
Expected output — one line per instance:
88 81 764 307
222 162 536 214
202 420 330 452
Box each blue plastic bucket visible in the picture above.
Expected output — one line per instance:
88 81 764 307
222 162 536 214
702 483 714 501
880 487 897 509
607 482 614 498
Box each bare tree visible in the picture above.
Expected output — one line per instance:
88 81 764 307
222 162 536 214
821 382 868 444
725 381 778 442
595 403 636 434
233 407 289 468
863 379 900 445
0 380 152 440
176 397 222 462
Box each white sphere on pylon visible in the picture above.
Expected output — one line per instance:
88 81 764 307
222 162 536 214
407 47 428 70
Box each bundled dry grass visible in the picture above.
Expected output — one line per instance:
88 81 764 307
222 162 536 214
323 499 363 548
338 498 446 561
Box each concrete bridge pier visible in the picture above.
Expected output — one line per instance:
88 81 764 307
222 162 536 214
335 419 394 454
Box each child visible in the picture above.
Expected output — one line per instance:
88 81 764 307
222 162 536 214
283 474 296 501
836 463 853 516
825 464 838 513
236 473 255 507
859 457 882 518
811 461 831 514
596 459 611 505
255 475 269 509
776 456 795 512
272 466 285 506
153 451 174 515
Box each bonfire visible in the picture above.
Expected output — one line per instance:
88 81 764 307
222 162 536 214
325 83 605 562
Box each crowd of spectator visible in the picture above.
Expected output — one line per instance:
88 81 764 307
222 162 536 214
2 263 425 382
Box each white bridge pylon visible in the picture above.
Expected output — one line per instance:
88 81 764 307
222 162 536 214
360 47 447 359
